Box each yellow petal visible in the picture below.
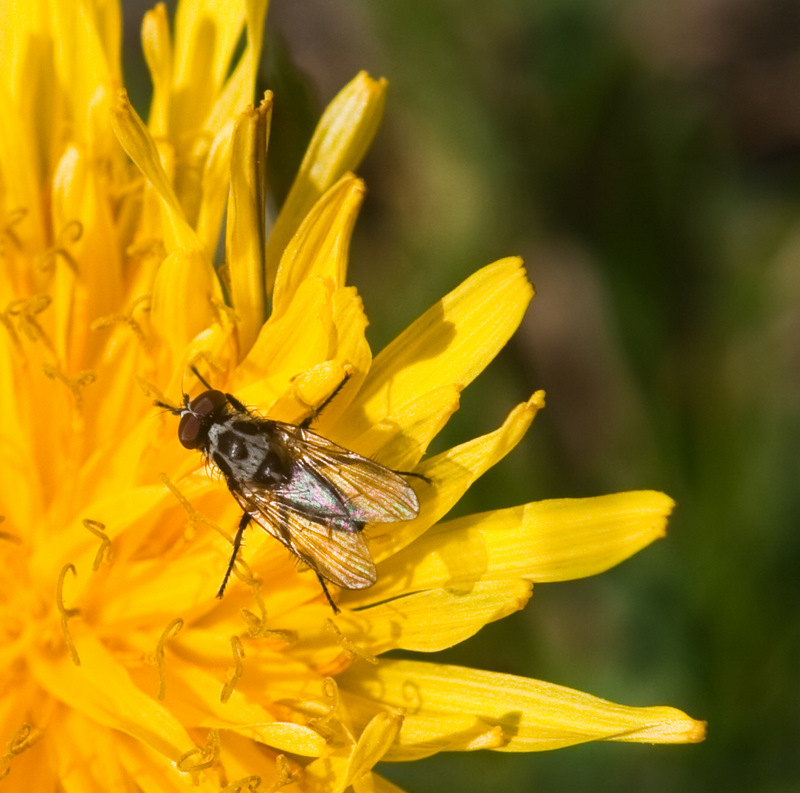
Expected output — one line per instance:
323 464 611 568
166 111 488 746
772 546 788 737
142 3 172 137
339 659 706 757
265 72 387 291
331 287 371 379
51 0 120 147
114 734 221 792
301 580 531 662
359 491 673 603
111 89 198 253
244 0 269 71
52 712 140 792
226 95 271 353
249 723 329 757
98 551 223 625
171 0 246 136
272 174 365 317
51 143 123 365
31 634 194 761
195 119 236 256
338 690 503 761
287 287 372 433
335 383 460 470
337 258 533 444
344 711 404 788
362 392 545 566
0 0 45 100
200 0 269 138
0 83 46 249
30 483 180 585
217 731 297 791
0 343 41 530
369 580 531 652
140 659 328 757
237 277 335 399
300 756 352 793
150 249 222 355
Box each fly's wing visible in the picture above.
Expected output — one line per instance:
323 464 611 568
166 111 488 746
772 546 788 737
233 487 377 588
275 423 420 523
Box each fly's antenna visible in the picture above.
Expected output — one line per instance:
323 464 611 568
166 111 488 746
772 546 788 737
147 378 181 414
153 399 181 415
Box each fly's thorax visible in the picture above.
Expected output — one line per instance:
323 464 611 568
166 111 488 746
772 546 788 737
207 418 294 486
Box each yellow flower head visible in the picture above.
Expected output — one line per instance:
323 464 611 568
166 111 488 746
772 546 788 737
0 1 704 790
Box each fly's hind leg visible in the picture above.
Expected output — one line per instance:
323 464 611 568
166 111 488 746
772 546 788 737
395 470 432 485
315 572 341 614
217 512 252 598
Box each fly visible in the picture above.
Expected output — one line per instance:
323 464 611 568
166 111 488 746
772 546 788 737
155 369 422 612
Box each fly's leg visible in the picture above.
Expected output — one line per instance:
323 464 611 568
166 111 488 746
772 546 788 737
190 365 214 391
300 373 352 428
394 470 432 485
316 572 341 614
217 512 252 598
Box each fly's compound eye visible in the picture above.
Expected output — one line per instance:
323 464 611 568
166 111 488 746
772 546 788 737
189 389 228 418
177 390 228 449
178 412 204 449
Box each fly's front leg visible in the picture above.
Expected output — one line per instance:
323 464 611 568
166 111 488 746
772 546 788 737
300 372 352 428
217 512 252 598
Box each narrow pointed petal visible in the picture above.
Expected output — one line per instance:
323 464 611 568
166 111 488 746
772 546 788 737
171 0 246 136
51 0 120 147
142 3 172 137
360 491 674 603
111 89 198 252
195 119 236 255
339 660 706 758
360 392 545 567
265 72 387 290
299 580 532 663
327 383 460 472
355 580 532 653
337 258 533 446
272 174 365 317
238 277 335 397
51 144 123 365
0 83 46 249
226 96 271 354
208 0 270 127
345 712 404 789
150 249 222 354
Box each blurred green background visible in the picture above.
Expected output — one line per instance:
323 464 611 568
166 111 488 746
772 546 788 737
126 1 800 790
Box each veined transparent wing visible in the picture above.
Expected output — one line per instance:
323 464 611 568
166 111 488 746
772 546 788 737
275 423 420 523
234 487 377 589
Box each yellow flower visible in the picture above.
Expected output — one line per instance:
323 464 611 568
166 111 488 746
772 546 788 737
0 1 704 790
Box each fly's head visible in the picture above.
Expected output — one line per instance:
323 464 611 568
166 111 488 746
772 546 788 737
156 389 232 452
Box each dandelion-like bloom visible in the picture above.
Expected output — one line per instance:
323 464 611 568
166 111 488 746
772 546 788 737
0 2 704 790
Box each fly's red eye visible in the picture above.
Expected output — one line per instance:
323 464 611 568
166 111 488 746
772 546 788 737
178 412 203 449
189 390 228 418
